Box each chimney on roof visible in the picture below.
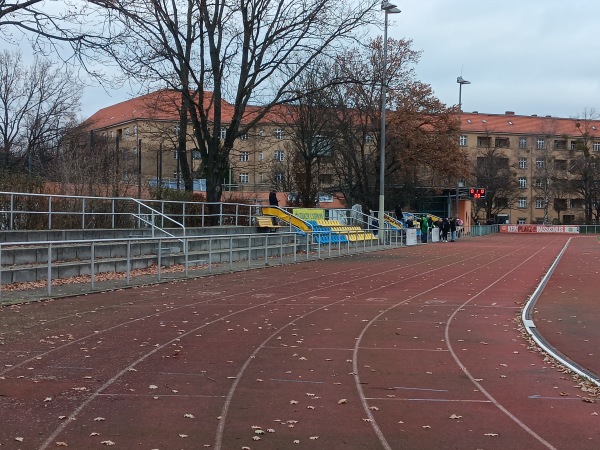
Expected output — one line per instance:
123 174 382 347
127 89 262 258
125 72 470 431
505 111 515 115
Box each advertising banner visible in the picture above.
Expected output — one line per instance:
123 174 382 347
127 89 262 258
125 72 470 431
499 225 579 234
292 208 325 221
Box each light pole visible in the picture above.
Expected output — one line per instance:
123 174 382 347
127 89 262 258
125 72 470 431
455 76 470 222
457 76 470 111
378 1 401 242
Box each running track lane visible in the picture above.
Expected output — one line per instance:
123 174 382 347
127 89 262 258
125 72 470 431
0 234 598 449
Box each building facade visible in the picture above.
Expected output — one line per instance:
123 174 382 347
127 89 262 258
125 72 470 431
86 91 600 223
459 111 600 224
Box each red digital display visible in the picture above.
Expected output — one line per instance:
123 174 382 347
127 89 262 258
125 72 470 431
469 188 486 199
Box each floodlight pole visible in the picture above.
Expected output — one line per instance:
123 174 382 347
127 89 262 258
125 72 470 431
456 76 470 219
457 76 470 112
379 1 401 243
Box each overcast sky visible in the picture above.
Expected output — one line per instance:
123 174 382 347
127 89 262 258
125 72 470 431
394 0 600 119
81 0 600 120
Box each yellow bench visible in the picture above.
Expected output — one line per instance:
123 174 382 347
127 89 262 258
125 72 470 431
256 216 283 231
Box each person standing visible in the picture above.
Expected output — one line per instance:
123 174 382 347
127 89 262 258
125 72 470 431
395 204 404 224
441 217 450 242
268 190 279 206
450 217 457 242
420 216 429 243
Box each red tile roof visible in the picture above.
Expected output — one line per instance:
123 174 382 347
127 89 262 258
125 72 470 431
85 90 600 139
84 89 288 131
459 112 600 137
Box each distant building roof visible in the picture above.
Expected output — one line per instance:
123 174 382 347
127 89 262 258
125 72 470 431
459 111 600 137
84 89 294 131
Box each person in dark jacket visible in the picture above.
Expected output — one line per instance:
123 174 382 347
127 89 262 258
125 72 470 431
441 217 450 242
268 190 279 206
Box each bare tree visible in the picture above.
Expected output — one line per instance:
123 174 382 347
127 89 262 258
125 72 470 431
0 50 82 172
89 0 379 219
569 110 600 224
472 137 519 222
0 0 114 68
324 38 466 211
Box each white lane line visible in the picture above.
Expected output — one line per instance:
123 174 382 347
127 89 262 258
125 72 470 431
353 236 564 450
393 386 448 392
444 242 561 450
365 397 492 403
214 248 490 450
269 378 324 384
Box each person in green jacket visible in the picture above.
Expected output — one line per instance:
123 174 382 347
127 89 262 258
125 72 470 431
420 216 429 243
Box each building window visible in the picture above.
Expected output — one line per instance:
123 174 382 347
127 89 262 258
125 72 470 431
535 198 545 209
495 137 509 148
477 136 491 147
518 177 527 189
274 129 284 140
173 151 178 159
459 135 467 146
570 198 583 209
366 134 375 143
534 178 545 188
536 138 545 149
570 140 578 150
519 137 528 149
240 133 249 141
239 173 249 184
133 125 138 135
518 197 527 208
554 159 567 171
239 151 249 162
258 151 263 161
535 158 544 169
593 142 600 152
220 128 227 140
554 140 566 149
517 218 527 224
275 173 284 183
518 157 527 169
495 197 508 208
274 150 284 161
124 127 130 138
259 173 265 183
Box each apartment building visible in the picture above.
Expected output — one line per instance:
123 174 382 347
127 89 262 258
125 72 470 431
86 91 600 224
84 90 332 195
459 111 600 224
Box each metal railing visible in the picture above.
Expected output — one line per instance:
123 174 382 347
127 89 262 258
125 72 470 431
0 229 401 301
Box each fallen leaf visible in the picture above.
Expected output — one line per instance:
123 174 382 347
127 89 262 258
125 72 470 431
184 413 195 419
101 441 116 446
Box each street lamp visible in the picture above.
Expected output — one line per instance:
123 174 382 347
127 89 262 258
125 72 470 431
378 1 401 242
457 76 470 111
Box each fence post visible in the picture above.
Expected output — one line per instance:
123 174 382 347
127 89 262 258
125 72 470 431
82 198 86 230
9 194 14 230
126 240 131 285
48 197 52 230
47 244 52 296
91 242 95 290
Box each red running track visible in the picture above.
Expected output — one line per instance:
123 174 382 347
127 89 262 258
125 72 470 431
0 234 599 449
